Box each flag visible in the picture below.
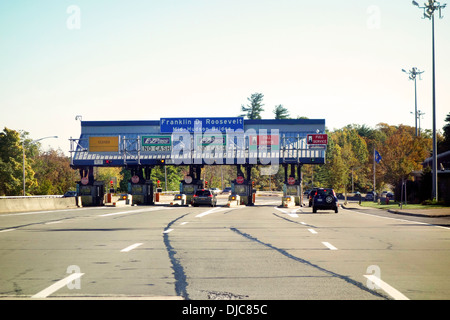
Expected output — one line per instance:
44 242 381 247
375 150 382 164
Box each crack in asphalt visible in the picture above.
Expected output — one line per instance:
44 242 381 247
163 213 190 300
230 227 388 300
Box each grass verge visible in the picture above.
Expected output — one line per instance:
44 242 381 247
360 201 447 211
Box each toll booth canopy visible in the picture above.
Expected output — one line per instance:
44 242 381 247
70 118 326 167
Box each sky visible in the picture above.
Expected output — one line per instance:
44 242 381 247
1 0 449 156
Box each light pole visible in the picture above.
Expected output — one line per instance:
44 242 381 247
22 136 58 196
402 67 424 136
411 109 426 136
417 110 426 136
412 0 446 201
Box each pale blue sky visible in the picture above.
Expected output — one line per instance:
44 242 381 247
1 0 449 155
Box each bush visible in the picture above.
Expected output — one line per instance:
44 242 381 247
421 199 445 206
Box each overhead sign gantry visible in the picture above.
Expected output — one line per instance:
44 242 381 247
70 117 327 206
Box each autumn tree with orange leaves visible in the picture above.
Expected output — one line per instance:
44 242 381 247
376 123 431 190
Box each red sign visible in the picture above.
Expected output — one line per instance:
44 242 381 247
81 177 89 185
131 175 140 184
288 177 296 185
307 134 328 145
236 176 244 184
249 135 279 146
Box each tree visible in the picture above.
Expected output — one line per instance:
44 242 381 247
377 123 432 196
0 128 37 195
241 93 264 120
317 134 347 192
334 128 369 192
273 105 290 119
314 128 369 193
32 149 78 195
438 112 450 153
150 165 183 191
95 167 124 193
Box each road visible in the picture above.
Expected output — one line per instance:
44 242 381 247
0 196 449 301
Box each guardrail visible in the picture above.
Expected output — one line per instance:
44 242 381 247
0 195 76 214
0 195 64 199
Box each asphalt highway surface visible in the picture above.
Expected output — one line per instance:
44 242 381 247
1 196 449 300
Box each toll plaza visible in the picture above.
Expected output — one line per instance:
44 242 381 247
70 118 326 207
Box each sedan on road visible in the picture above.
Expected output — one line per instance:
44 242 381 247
192 189 217 207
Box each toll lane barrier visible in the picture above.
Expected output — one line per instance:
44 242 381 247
0 197 78 214
282 196 296 208
227 194 240 207
170 194 187 206
113 194 132 207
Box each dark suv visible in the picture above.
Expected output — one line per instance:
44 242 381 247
308 188 319 207
312 188 338 213
192 189 217 207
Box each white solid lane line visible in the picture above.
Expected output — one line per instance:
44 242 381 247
45 221 63 225
99 207 170 217
364 275 409 300
0 228 15 233
322 242 338 250
274 207 299 218
195 207 224 218
31 273 84 298
120 243 144 252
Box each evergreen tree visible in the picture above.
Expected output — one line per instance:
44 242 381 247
241 93 265 120
273 105 290 119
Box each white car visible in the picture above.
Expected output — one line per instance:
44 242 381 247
210 188 221 195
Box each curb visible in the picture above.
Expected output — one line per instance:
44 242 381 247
387 209 450 218
341 204 450 218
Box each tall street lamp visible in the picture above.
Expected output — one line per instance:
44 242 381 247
412 0 446 201
22 136 58 196
402 67 424 136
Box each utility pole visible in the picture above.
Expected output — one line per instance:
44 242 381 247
412 0 446 201
402 67 424 137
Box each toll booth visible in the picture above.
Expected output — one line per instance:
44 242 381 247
128 180 154 205
77 181 105 206
282 164 303 206
231 178 255 206
70 119 327 208
180 178 205 205
283 183 301 206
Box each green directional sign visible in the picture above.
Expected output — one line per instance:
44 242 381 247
142 136 171 152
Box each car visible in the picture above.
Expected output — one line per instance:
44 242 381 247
210 188 221 195
308 188 319 207
63 190 77 197
192 189 217 207
222 187 232 194
312 188 338 213
365 191 377 201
